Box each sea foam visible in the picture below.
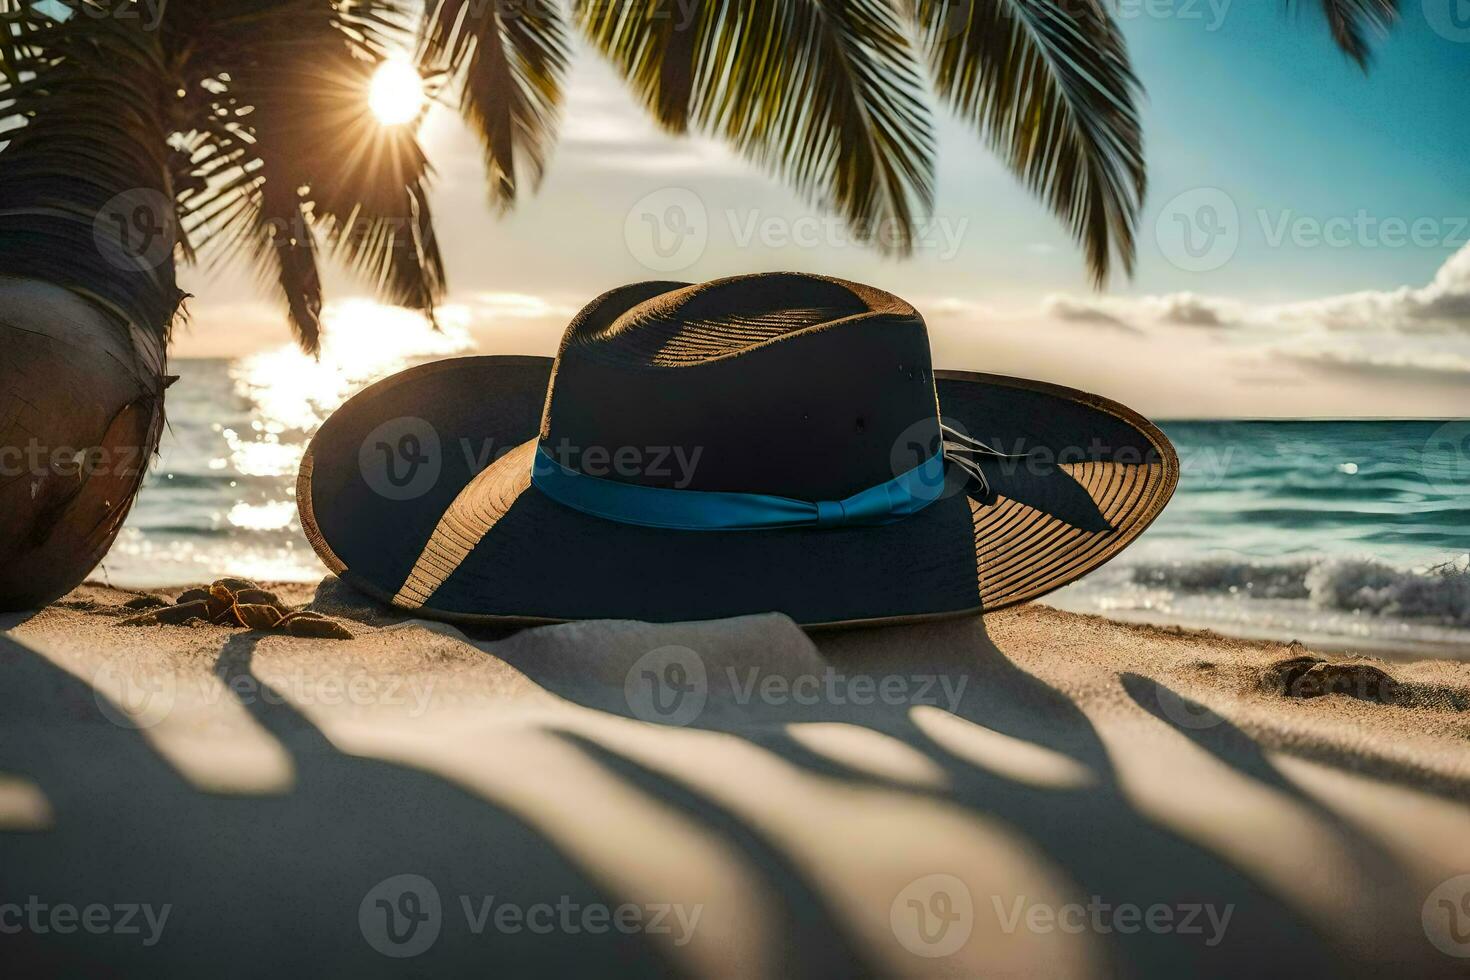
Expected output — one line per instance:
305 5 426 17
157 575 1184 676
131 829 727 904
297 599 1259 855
1129 557 1470 626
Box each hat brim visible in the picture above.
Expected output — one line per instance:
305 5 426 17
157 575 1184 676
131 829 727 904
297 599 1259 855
298 357 1177 628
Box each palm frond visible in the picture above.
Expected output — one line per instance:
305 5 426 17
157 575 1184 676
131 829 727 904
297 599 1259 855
420 0 569 209
254 176 325 348
1298 0 1399 69
573 0 702 132
0 7 183 339
909 0 1144 285
312 134 447 323
580 0 936 254
177 4 443 352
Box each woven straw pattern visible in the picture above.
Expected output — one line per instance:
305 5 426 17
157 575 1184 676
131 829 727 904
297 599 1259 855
973 460 1168 609
394 441 535 607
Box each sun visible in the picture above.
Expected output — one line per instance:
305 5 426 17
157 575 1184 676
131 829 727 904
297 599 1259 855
369 57 425 126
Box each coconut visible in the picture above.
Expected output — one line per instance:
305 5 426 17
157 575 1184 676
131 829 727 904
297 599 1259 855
0 277 166 611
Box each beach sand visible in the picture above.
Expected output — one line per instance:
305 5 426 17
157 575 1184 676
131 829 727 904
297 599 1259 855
2 578 1468 977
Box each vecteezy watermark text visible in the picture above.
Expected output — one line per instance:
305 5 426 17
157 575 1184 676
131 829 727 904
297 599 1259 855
624 188 971 272
358 417 710 501
889 875 1235 960
0 440 147 479
358 874 702 958
537 438 704 490
1257 209 1469 251
0 897 171 947
726 667 968 713
1108 0 1232 30
459 895 702 946
624 646 969 727
992 894 1234 946
725 210 970 260
1157 187 1470 272
93 656 439 731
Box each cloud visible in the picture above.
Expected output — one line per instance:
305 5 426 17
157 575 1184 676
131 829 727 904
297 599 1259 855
1039 241 1470 341
460 292 577 322
1040 295 1137 332
930 243 1470 386
924 297 998 321
1154 294 1231 327
1260 242 1470 334
1037 291 1240 331
1282 345 1470 381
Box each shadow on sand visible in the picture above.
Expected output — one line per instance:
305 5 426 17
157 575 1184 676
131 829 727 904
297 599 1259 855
0 631 686 977
0 610 1452 976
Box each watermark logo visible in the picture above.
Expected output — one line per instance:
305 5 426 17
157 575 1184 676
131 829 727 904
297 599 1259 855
93 657 177 730
624 646 708 726
889 415 980 503
360 874 443 958
1156 187 1239 272
625 188 709 272
890 874 974 958
1422 421 1470 495
359 417 442 501
93 188 175 272
1424 0 1470 42
1158 194 1467 268
358 874 701 954
1423 874 1470 958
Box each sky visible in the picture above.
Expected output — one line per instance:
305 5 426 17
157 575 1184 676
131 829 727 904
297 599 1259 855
174 2 1470 419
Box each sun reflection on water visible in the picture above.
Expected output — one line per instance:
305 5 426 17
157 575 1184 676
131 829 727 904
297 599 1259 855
107 301 478 587
227 500 298 532
230 299 475 440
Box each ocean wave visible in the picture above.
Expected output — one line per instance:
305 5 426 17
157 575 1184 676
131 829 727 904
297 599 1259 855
1129 557 1470 626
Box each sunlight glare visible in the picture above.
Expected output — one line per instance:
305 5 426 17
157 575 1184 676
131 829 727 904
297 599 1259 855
369 57 425 126
233 300 474 437
227 500 298 532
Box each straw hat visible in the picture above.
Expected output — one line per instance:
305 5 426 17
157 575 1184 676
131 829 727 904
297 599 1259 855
299 273 1177 627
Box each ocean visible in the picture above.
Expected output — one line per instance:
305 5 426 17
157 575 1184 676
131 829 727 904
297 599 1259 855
103 342 1470 658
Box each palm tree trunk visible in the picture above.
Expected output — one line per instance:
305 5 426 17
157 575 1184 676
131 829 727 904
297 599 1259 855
0 277 168 610
0 14 181 610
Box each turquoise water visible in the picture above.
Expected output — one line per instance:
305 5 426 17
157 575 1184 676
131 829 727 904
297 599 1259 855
103 359 1470 657
1140 421 1469 565
1049 420 1470 656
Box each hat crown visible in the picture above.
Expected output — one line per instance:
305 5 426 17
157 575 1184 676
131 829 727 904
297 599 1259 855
540 273 942 500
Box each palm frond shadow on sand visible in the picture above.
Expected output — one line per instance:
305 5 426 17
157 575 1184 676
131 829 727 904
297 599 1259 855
0 611 1453 977
0 632 687 977
498 616 1364 977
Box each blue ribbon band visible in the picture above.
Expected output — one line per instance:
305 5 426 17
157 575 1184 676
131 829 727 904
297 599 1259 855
530 445 947 532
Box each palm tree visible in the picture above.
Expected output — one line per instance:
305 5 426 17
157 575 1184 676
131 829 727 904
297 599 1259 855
0 0 1398 609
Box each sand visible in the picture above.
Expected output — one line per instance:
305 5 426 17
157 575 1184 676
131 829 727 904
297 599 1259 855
2 577 1468 978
